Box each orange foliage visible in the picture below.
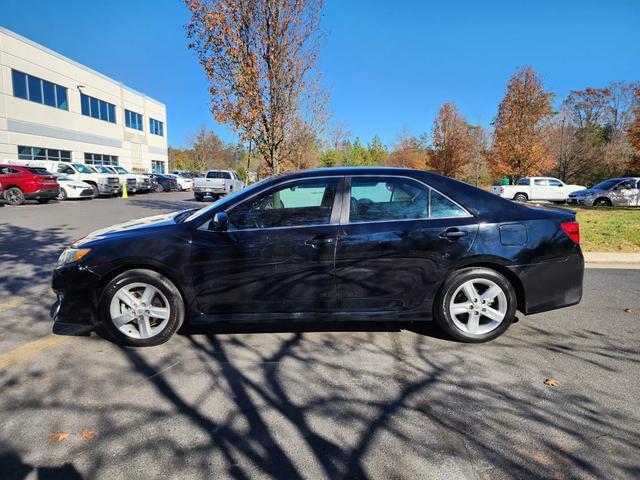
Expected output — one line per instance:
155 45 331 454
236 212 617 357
430 102 470 178
387 131 428 169
491 66 555 179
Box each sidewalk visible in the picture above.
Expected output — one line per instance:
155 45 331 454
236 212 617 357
584 252 640 269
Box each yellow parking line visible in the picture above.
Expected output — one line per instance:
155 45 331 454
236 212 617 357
0 335 69 371
0 298 27 312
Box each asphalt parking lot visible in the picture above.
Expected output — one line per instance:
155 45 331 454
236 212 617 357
0 192 639 479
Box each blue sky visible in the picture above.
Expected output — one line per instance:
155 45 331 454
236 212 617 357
2 0 639 148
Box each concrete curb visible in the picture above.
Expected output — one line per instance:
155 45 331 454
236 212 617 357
584 252 640 264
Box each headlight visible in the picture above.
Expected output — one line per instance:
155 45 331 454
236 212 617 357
58 248 91 266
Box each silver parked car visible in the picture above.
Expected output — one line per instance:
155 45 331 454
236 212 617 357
567 177 640 207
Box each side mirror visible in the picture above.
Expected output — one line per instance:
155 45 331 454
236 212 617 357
210 211 229 231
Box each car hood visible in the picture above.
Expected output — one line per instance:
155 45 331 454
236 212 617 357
74 211 185 246
570 188 603 196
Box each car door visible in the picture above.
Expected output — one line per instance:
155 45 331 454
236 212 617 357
547 178 566 201
334 176 478 314
190 176 343 315
531 178 549 200
609 179 638 206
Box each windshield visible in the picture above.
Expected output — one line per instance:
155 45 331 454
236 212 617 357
207 171 232 179
73 163 95 174
57 175 71 181
182 177 271 223
114 166 128 174
93 166 112 174
592 179 622 190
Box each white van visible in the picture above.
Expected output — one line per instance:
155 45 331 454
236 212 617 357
5 159 120 196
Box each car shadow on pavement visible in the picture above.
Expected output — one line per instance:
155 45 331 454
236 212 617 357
0 449 83 480
125 197 201 212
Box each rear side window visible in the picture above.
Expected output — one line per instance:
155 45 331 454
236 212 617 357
349 177 469 222
534 179 547 186
207 171 232 179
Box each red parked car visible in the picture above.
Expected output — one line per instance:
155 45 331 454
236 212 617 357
0 164 60 205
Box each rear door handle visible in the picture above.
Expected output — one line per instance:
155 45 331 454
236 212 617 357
304 236 335 247
440 228 468 239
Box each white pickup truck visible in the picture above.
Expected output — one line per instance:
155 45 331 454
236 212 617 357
5 159 121 196
193 170 244 201
491 177 585 203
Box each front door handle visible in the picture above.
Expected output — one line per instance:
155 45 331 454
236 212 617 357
304 236 335 247
440 228 468 239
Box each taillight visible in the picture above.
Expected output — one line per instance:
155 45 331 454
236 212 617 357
560 221 580 244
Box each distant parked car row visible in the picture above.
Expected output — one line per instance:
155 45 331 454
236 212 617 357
491 176 640 207
0 160 199 206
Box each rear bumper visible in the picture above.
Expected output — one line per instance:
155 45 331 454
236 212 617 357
509 250 584 315
51 263 102 326
25 188 59 200
194 186 225 194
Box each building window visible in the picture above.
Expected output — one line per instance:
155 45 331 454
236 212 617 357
84 153 119 166
80 93 116 123
125 109 143 131
11 69 68 110
149 118 164 136
18 145 71 162
151 161 166 174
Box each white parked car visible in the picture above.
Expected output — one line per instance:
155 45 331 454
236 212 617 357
491 177 585 202
167 174 194 191
193 170 245 201
56 175 95 200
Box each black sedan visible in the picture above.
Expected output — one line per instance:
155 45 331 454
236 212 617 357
149 174 179 192
52 167 583 346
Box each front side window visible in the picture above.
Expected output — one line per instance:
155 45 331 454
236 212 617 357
617 180 637 190
349 178 429 222
548 179 563 187
228 178 338 230
57 164 75 175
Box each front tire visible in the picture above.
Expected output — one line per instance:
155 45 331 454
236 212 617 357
434 268 516 343
99 269 185 347
57 188 68 201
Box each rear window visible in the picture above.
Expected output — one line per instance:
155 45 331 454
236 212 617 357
207 171 231 179
26 168 54 175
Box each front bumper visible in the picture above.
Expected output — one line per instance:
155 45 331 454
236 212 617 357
567 197 590 205
51 263 102 326
98 183 121 195
509 250 584 315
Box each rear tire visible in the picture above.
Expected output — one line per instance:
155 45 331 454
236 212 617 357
513 193 528 202
195 193 204 202
434 267 517 343
99 269 185 347
4 187 25 205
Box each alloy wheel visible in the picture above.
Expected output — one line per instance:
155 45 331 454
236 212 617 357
109 282 171 339
449 279 508 335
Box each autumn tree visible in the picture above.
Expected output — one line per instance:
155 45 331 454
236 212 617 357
430 102 470 178
189 127 228 171
387 128 429 169
185 0 326 175
490 66 555 180
461 125 491 187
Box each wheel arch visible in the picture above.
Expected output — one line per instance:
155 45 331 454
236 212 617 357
94 262 191 320
513 192 529 200
439 260 526 314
